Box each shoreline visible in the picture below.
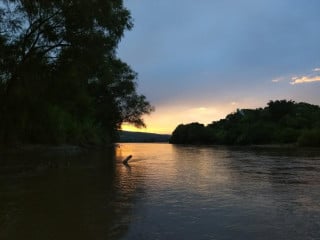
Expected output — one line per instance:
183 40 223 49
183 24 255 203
169 142 320 149
0 143 116 155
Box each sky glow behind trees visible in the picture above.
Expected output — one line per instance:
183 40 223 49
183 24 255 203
119 0 320 133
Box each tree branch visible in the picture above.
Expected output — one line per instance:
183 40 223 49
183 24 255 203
37 41 71 56
22 9 63 55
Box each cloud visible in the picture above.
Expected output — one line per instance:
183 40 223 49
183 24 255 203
273 68 320 85
290 76 320 85
271 77 286 83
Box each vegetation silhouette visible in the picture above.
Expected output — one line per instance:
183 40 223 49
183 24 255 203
0 0 153 146
118 130 170 142
170 100 320 147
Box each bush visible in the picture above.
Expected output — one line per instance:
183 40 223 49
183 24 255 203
298 129 320 147
275 128 300 143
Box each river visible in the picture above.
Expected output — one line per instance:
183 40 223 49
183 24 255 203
0 143 320 239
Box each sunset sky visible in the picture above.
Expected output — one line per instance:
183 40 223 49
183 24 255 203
118 0 320 134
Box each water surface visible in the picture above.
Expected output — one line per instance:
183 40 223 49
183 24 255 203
1 143 319 239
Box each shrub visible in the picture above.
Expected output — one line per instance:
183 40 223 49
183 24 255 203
298 129 320 147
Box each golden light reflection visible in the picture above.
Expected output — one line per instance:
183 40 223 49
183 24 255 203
115 143 179 187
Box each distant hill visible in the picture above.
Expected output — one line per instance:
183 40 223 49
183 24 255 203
118 131 170 143
170 100 320 147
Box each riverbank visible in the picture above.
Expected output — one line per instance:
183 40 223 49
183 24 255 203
0 143 116 155
248 143 296 148
170 142 318 148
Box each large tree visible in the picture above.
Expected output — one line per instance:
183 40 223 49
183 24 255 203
0 0 153 144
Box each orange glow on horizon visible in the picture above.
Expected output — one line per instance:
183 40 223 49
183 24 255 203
121 123 171 135
121 100 264 134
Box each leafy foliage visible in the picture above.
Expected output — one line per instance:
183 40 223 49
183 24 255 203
0 0 153 145
170 100 320 147
170 123 209 144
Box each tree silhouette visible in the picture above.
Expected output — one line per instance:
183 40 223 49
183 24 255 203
170 101 320 147
0 0 153 144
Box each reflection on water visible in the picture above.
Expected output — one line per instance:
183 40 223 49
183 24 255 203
0 148 134 240
1 144 320 239
116 144 320 240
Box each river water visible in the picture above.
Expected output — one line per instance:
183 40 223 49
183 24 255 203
0 143 320 239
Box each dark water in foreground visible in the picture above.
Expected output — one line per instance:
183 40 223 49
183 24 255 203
0 143 320 240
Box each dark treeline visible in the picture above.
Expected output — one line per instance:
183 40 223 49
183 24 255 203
0 0 153 145
170 100 320 147
118 131 170 143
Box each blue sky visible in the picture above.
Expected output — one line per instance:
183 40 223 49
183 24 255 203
118 0 320 133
